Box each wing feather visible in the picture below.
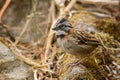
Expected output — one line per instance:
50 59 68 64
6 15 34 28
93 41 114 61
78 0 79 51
73 29 100 46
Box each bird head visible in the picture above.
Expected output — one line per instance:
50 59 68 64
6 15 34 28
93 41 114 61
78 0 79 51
52 18 72 38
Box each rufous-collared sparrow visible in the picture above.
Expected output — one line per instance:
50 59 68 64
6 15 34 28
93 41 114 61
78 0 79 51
52 18 100 57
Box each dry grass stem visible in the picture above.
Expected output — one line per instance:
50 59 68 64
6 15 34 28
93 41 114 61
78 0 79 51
64 0 77 13
78 0 119 5
14 14 34 45
6 39 54 73
33 69 38 80
98 34 120 51
44 0 56 63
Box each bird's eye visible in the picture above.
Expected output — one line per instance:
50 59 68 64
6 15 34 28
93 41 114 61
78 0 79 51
60 26 65 30
59 25 64 28
57 25 64 29
61 26 64 28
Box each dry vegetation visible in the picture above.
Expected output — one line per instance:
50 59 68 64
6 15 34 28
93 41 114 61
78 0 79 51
0 0 120 80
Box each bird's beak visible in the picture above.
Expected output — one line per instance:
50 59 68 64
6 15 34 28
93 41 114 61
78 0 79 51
52 24 58 31
52 26 56 30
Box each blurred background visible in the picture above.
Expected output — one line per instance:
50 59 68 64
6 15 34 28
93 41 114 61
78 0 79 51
0 0 120 80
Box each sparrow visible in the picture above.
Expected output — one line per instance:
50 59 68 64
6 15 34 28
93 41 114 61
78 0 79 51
52 18 100 57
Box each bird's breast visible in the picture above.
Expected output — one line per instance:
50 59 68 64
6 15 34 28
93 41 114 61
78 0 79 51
57 37 97 57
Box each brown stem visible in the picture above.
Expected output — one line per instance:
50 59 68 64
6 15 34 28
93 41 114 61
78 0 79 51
0 0 11 23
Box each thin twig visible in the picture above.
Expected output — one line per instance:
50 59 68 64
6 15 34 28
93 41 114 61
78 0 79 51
14 0 39 45
0 0 11 23
98 34 120 51
33 69 38 80
8 39 50 68
78 0 119 5
14 14 32 45
64 0 77 13
44 0 56 63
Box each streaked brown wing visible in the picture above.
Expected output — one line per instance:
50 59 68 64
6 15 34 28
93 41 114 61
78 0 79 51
73 29 100 46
